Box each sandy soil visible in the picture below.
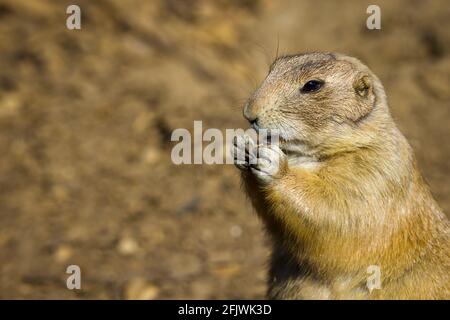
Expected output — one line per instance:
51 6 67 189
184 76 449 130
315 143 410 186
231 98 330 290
0 0 448 299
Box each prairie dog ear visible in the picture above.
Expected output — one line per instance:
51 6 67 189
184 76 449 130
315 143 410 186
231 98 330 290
353 74 372 97
345 73 375 122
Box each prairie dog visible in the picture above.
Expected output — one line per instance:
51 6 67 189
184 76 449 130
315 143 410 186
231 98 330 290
233 52 449 299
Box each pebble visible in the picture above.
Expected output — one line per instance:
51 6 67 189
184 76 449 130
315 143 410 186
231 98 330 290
117 237 139 255
125 278 159 300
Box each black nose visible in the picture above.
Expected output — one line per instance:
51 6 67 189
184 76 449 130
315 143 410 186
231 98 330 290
250 118 259 130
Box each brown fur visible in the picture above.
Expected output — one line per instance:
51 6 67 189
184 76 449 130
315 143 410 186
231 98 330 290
238 52 450 299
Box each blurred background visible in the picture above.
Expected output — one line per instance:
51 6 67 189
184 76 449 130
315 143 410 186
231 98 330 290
0 0 448 299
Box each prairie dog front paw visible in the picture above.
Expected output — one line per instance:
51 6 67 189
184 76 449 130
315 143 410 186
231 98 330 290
232 134 257 170
250 144 286 184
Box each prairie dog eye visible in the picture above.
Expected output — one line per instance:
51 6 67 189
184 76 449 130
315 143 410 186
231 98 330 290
301 80 324 93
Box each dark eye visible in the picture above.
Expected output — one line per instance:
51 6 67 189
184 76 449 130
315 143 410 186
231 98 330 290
301 80 324 93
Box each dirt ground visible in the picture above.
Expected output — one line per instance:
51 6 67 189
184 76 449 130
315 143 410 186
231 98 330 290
0 0 448 299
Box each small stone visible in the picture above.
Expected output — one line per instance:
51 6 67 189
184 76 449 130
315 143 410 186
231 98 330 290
117 237 139 255
54 245 73 263
125 278 159 300
229 225 243 238
0 93 21 118
143 147 160 165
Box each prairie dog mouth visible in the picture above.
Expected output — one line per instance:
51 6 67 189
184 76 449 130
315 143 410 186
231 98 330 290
249 125 318 162
250 126 284 145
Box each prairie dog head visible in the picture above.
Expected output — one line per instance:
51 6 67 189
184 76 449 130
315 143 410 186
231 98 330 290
244 52 391 158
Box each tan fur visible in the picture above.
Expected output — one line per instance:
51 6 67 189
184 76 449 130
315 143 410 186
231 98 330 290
238 52 450 299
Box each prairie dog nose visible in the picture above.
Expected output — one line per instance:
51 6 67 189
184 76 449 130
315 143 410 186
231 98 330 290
243 98 259 124
249 118 260 130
